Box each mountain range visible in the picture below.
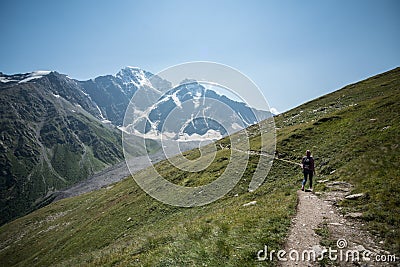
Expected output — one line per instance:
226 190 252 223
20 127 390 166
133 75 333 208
0 67 270 224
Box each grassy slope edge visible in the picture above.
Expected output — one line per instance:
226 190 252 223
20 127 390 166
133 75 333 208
0 67 399 266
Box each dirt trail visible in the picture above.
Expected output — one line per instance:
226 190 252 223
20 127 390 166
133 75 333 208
282 190 324 266
280 185 395 266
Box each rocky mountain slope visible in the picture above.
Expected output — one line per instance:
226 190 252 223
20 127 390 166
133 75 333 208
0 68 398 266
0 71 127 225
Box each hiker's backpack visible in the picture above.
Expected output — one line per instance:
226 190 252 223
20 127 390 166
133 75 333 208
302 156 313 170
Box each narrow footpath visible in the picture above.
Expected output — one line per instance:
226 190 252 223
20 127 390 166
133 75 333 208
280 185 394 266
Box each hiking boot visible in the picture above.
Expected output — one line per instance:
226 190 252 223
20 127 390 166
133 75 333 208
301 185 304 191
309 187 313 192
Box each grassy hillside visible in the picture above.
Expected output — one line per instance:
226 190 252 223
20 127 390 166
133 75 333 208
275 67 400 252
0 67 399 266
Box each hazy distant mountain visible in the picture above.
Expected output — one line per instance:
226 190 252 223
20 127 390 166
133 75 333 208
123 80 271 141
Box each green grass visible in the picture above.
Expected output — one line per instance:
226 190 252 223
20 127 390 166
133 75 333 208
0 159 298 267
0 67 399 266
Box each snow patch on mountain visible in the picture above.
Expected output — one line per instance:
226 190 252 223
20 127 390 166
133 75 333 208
1 71 51 83
93 103 106 120
177 129 223 141
193 91 202 108
19 71 51 83
171 91 182 108
231 123 242 130
0 77 17 83
270 107 280 115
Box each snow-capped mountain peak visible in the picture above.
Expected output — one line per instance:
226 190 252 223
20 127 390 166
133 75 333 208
116 66 153 88
124 80 271 141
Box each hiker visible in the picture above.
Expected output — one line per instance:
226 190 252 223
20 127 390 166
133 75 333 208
301 150 315 191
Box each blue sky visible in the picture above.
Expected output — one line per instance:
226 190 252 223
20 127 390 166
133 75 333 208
1 0 399 113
